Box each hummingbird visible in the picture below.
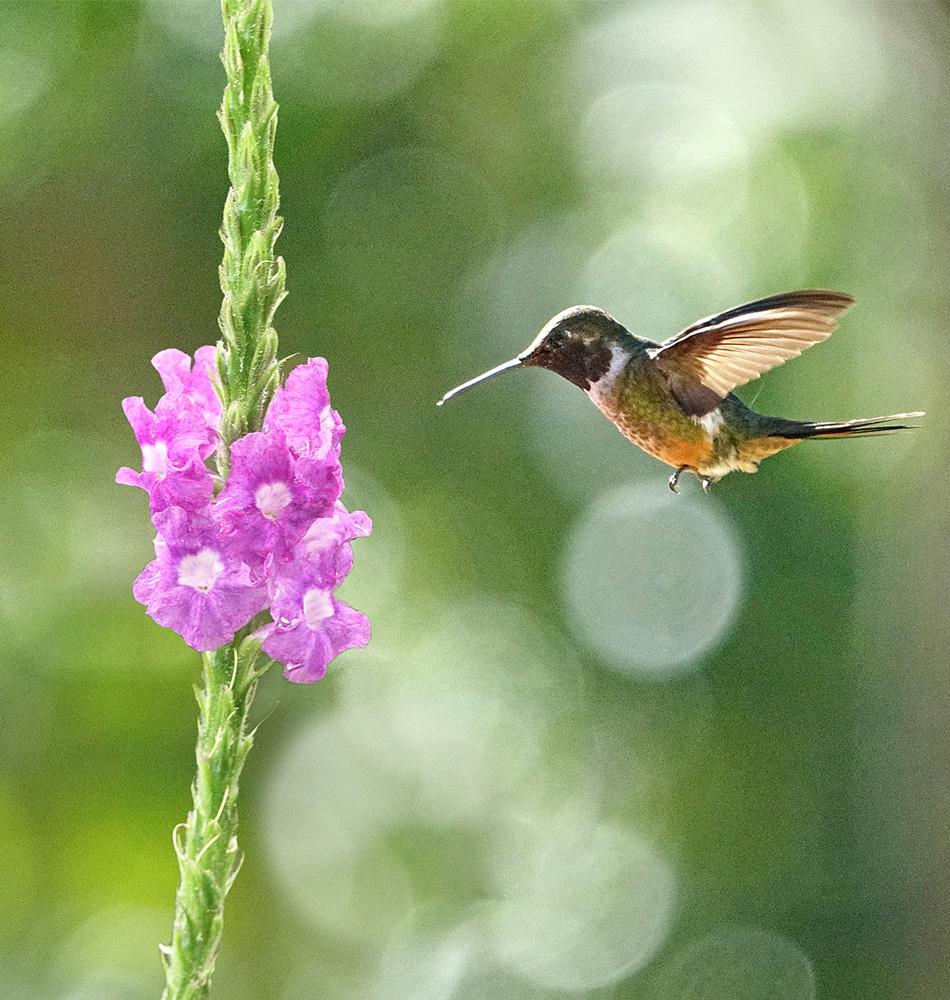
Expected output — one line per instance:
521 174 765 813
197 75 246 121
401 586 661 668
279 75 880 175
438 290 923 492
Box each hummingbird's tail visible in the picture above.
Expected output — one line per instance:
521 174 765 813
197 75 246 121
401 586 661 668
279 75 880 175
771 412 925 440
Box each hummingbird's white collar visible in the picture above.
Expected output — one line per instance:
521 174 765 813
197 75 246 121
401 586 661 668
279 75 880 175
584 342 628 405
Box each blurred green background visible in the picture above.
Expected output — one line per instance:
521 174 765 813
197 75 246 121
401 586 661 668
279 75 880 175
1 1 948 998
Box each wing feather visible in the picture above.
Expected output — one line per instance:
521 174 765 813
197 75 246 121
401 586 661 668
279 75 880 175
648 290 854 415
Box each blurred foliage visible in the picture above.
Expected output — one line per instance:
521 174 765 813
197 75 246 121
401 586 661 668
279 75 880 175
0 1 948 999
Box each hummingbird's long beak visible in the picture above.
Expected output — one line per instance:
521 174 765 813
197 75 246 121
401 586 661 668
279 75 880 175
437 357 523 405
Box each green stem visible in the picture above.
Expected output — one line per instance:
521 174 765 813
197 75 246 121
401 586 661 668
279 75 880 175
160 640 263 1000
161 0 284 994
214 0 286 477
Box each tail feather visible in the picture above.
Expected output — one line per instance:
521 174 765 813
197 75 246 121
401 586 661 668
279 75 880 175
772 411 925 440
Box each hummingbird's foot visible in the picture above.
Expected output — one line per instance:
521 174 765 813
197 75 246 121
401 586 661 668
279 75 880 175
700 475 713 493
669 466 689 493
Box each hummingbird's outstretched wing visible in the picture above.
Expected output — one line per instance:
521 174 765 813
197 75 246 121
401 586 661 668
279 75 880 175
647 290 855 416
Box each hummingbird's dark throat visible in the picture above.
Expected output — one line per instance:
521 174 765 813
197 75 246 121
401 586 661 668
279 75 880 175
524 335 614 391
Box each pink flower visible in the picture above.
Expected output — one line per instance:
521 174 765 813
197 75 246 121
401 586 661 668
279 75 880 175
215 430 340 561
264 358 345 462
133 507 269 651
261 560 370 682
115 394 215 513
152 346 222 432
300 501 372 587
118 348 372 680
260 501 372 681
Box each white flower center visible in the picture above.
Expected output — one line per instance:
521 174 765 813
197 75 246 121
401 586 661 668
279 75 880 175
255 481 292 519
178 548 224 592
142 440 169 476
303 587 333 628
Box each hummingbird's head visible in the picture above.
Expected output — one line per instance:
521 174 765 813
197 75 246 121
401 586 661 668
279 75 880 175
438 305 632 405
518 305 628 390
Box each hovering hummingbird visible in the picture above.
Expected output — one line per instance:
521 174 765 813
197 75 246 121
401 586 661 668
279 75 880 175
438 290 923 491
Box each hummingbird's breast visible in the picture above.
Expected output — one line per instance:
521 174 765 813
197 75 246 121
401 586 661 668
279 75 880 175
584 347 756 474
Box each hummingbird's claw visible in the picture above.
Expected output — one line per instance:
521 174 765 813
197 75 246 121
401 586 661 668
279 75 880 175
701 476 712 493
669 466 688 493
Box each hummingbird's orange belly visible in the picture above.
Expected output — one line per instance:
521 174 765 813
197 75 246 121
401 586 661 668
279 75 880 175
636 435 716 471
610 418 716 470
